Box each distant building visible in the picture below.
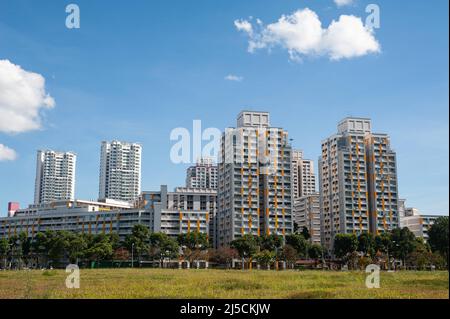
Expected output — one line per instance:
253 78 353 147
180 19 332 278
0 186 214 242
186 157 218 189
0 199 136 241
217 111 294 247
7 202 20 217
292 150 316 199
319 118 400 251
34 150 76 204
293 193 321 245
140 185 216 243
400 206 440 242
398 198 406 227
99 141 142 203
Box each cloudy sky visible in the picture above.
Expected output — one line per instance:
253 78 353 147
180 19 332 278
0 0 448 216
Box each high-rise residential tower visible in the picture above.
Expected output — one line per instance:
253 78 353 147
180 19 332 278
34 150 76 204
292 150 316 199
99 141 142 203
293 193 321 245
186 157 218 189
319 118 399 251
217 111 294 247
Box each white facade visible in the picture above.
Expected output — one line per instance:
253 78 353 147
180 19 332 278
0 190 212 242
99 141 142 203
217 111 294 247
293 193 321 245
140 185 214 242
186 157 218 189
292 150 316 199
399 203 440 242
34 150 76 204
0 199 138 241
319 118 399 251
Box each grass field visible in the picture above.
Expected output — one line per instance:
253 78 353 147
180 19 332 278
0 269 448 299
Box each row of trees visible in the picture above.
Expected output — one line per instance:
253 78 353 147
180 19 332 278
333 217 449 270
229 231 324 269
0 224 211 269
0 230 121 269
1 217 447 270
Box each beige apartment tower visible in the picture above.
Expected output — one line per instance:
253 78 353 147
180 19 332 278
292 150 316 199
99 141 142 203
319 118 399 251
34 150 76 204
217 111 294 247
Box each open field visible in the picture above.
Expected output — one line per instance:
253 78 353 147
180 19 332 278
0 269 448 299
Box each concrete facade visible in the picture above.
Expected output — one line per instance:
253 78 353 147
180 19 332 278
292 150 316 199
186 157 218 190
293 193 321 245
319 118 399 251
99 141 142 203
217 111 294 247
34 150 76 204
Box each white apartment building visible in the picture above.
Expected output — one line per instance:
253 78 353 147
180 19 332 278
217 111 294 247
292 150 316 199
319 118 400 251
34 150 76 204
0 188 213 242
293 193 321 245
186 157 218 189
99 141 142 203
399 205 440 242
0 199 139 241
140 185 215 242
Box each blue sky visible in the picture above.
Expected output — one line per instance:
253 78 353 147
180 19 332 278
0 0 448 216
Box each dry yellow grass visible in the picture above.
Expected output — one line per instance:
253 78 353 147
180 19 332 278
0 269 447 299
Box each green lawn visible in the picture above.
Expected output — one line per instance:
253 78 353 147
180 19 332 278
0 269 448 299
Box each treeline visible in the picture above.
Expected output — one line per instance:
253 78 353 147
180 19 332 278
0 224 206 269
0 217 448 270
333 221 448 270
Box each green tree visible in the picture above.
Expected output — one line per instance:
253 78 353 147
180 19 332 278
285 234 309 258
255 250 276 269
308 244 324 264
358 232 375 257
230 234 259 269
390 227 417 267
208 247 238 268
301 227 311 241
109 233 121 250
31 231 53 268
47 231 71 265
9 232 29 269
125 224 151 264
259 235 283 252
428 216 449 266
374 233 392 254
85 234 114 265
281 245 298 269
293 221 299 233
149 232 179 267
333 234 358 263
374 232 393 270
177 232 209 250
0 238 10 269
67 233 88 264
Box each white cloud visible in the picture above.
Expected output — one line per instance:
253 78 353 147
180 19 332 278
0 59 55 134
234 8 380 61
234 19 253 36
225 74 244 82
0 144 17 161
334 0 354 7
